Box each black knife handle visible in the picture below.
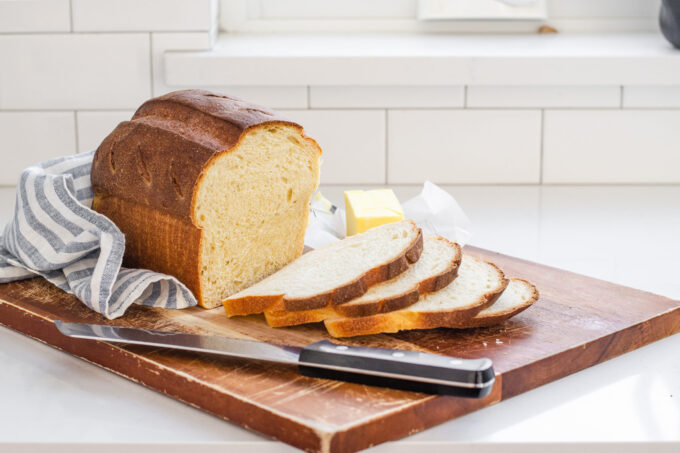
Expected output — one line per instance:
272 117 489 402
297 340 495 398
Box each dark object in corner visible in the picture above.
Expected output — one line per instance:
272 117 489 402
660 0 680 48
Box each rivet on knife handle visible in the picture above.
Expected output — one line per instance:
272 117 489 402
297 340 495 398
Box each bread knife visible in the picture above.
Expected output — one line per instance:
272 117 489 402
54 321 495 398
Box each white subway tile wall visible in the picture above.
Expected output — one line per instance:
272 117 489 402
151 34 308 108
257 0 417 19
467 86 621 108
0 1 677 186
0 112 76 185
280 110 386 184
76 111 135 154
0 0 71 33
0 34 151 110
547 0 659 18
201 87 309 109
71 0 216 32
310 86 464 108
151 32 214 96
543 110 680 183
388 110 541 184
623 86 680 108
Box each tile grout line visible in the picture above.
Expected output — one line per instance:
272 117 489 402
463 85 468 108
5 106 680 112
1 109 140 113
73 110 80 154
68 0 74 32
537 182 544 262
0 30 210 35
539 109 545 184
307 86 311 109
384 109 389 185
213 105 680 112
3 183 679 189
315 183 680 187
149 33 155 97
620 86 624 108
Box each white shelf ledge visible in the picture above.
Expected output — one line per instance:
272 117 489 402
164 32 680 86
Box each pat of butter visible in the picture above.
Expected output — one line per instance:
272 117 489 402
344 189 404 236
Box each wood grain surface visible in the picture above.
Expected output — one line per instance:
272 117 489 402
0 246 678 453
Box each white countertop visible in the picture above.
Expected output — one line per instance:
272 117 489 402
1 184 679 452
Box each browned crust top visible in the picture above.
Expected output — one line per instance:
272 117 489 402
91 89 303 221
140 90 298 132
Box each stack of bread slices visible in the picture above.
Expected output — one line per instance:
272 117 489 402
223 220 539 337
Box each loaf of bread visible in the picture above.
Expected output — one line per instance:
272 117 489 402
91 90 322 309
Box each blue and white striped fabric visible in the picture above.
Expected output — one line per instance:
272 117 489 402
0 151 197 319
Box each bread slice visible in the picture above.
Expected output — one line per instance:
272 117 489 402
223 220 423 317
324 255 508 338
459 278 539 328
264 235 462 327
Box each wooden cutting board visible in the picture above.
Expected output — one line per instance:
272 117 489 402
0 246 678 453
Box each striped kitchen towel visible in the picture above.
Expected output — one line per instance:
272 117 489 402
0 151 197 319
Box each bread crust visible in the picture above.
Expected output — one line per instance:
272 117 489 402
225 225 424 317
335 239 462 318
92 194 203 302
324 259 508 338
90 90 321 308
417 240 462 294
339 290 420 318
460 278 539 328
265 238 462 326
92 90 304 222
264 306 336 328
224 294 284 317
